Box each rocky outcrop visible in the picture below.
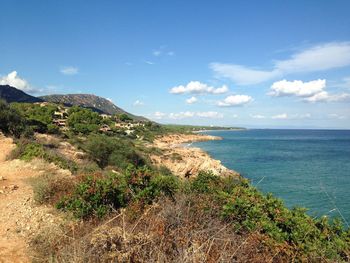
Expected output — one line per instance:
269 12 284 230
151 134 239 178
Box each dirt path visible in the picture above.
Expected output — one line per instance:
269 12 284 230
0 136 63 263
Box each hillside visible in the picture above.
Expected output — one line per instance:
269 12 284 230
0 85 147 121
40 94 147 121
0 85 43 103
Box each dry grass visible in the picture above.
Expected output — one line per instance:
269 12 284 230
30 194 292 263
29 172 76 205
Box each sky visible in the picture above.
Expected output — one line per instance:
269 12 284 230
1 0 350 129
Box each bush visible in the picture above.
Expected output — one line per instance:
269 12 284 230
19 142 46 161
57 166 180 218
30 173 75 204
57 173 128 218
11 139 77 172
83 134 146 169
67 106 102 134
47 123 60 134
0 99 27 138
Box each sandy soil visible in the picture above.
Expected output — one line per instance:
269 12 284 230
0 135 64 263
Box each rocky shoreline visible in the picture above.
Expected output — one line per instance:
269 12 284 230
151 133 240 178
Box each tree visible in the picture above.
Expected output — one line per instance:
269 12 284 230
67 106 102 134
0 100 26 138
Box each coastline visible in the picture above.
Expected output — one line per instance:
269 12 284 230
151 133 240 178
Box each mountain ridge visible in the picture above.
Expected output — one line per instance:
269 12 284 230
0 85 43 103
0 85 147 121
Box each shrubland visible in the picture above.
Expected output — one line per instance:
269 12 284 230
1 100 349 262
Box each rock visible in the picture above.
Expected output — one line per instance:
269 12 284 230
9 184 19 191
0 176 5 181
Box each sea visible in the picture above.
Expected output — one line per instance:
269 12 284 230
193 129 350 225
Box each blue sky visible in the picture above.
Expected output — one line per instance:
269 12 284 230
1 0 350 128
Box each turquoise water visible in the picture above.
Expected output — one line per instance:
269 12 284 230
193 129 350 225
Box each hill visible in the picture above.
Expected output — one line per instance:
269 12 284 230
0 85 43 103
40 94 147 121
0 85 147 121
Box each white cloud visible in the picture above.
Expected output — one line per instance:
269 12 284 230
169 111 195 119
133 100 144 106
170 81 229 95
153 46 175 57
217 94 253 107
60 66 78 75
210 63 280 85
304 91 350 103
186 96 198 104
196 111 224 118
269 79 350 103
328 113 346 120
153 111 166 120
153 50 162 56
151 111 225 120
0 71 34 92
271 113 311 120
275 42 350 73
211 42 350 85
271 113 288 119
269 79 326 97
145 61 155 65
250 114 266 119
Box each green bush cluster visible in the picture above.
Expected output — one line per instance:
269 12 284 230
11 102 60 135
190 171 350 261
82 133 147 169
67 106 102 134
16 141 77 172
0 100 28 138
57 165 179 218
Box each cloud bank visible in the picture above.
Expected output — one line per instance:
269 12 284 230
269 79 350 103
211 42 350 85
186 96 198 104
151 111 224 120
217 94 253 107
0 71 34 92
170 81 229 95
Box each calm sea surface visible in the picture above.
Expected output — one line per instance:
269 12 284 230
193 129 350 225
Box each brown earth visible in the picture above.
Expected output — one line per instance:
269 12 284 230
151 133 240 178
0 135 65 263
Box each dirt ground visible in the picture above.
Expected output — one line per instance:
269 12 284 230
0 135 63 263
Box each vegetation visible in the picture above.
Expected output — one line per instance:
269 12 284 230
0 99 28 138
116 113 133 122
2 101 349 261
56 165 179 218
32 169 350 262
11 139 78 173
67 106 102 134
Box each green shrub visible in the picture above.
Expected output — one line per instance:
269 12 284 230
57 166 180 219
57 173 128 218
83 134 146 169
47 124 60 134
19 142 46 161
12 140 77 172
67 106 102 134
190 171 221 194
0 100 27 138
